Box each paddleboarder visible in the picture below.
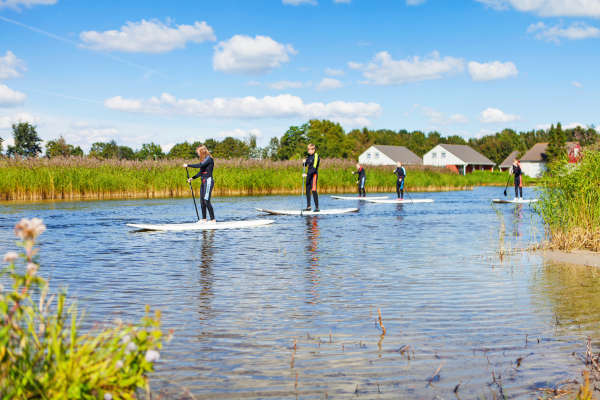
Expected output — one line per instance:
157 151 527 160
353 163 366 197
183 145 216 222
511 159 523 200
394 161 406 199
302 144 320 212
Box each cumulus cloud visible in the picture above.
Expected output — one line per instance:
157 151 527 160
334 0 351 3
421 106 468 125
282 0 317 4
468 60 518 81
104 93 381 126
217 128 262 138
0 51 26 80
269 80 305 90
406 0 426 5
0 0 56 9
316 77 343 90
80 19 216 53
353 51 464 85
527 21 600 43
480 107 519 123
0 84 26 107
213 35 297 74
0 112 38 130
572 81 583 88
475 0 600 17
325 67 345 77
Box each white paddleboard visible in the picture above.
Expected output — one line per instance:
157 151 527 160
366 198 434 204
127 219 274 231
492 199 538 204
256 208 358 216
331 196 389 201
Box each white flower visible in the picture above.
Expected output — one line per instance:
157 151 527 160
145 349 160 363
14 218 46 240
126 341 137 354
121 334 131 344
115 359 123 369
26 263 38 276
104 393 113 400
3 251 18 263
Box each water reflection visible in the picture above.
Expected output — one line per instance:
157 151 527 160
195 230 215 321
304 216 320 305
512 204 524 237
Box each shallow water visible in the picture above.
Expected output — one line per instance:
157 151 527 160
0 186 597 399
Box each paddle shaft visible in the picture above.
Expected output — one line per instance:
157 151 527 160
503 170 512 197
301 164 306 215
186 167 200 221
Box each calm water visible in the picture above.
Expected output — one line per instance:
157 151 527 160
1 186 598 399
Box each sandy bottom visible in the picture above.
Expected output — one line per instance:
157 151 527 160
542 249 600 267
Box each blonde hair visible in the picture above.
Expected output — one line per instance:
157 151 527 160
196 145 212 160
307 143 315 150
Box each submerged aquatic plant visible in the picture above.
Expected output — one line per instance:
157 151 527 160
0 218 170 399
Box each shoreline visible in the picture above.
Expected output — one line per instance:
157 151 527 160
540 249 600 268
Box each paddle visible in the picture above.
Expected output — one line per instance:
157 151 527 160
186 167 200 221
300 164 306 215
502 171 512 197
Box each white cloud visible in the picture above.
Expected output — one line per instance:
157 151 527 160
269 80 304 90
480 107 519 123
0 51 26 80
80 19 216 53
536 122 589 130
0 112 38 130
527 21 600 43
334 0 351 3
468 61 518 81
354 51 464 85
282 0 317 5
213 35 297 74
406 0 426 5
572 81 583 88
104 93 381 126
246 80 261 86
476 0 600 17
217 128 262 138
0 0 56 9
421 106 468 125
325 67 345 76
0 84 26 107
348 61 363 70
316 77 343 90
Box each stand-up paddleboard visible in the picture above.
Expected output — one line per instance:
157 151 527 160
492 199 538 204
331 195 389 201
256 208 358 216
127 219 274 231
366 198 434 204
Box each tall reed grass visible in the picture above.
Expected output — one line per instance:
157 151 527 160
0 157 528 201
536 150 600 251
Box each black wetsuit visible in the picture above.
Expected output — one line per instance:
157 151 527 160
189 156 215 220
304 153 320 210
353 167 366 197
394 166 406 199
512 164 523 198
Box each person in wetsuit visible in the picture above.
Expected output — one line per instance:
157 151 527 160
183 145 215 222
302 144 320 212
511 159 523 200
353 163 366 197
394 161 406 199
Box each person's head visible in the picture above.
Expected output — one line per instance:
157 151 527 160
196 145 211 160
397 161 402 168
356 163 361 170
307 143 316 155
513 158 520 166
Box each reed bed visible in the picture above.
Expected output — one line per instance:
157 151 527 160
0 157 522 201
536 150 600 252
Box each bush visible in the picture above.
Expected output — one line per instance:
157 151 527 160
0 218 170 399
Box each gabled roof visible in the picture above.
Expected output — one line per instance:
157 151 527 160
500 150 520 168
438 144 495 165
371 145 422 164
521 142 580 162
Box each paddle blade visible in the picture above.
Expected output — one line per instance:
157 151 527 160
503 189 507 197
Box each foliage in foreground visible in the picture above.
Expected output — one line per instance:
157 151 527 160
0 218 169 399
537 149 600 251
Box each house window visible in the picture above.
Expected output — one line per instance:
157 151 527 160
367 153 371 159
375 152 379 158
441 152 446 158
432 152 437 158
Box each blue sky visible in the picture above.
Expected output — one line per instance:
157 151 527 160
0 0 599 151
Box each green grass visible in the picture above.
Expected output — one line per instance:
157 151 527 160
0 157 533 201
536 150 600 251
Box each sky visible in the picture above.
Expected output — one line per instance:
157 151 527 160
0 0 599 151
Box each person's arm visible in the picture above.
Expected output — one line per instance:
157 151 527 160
188 157 212 180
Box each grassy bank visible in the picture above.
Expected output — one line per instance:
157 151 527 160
0 157 531 201
537 149 600 251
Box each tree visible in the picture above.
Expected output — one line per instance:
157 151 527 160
45 136 83 158
212 137 250 159
118 145 135 160
0 136 3 155
262 137 280 160
6 122 42 158
546 123 567 162
167 142 196 159
89 141 118 159
136 143 164 160
277 124 308 160
306 119 349 159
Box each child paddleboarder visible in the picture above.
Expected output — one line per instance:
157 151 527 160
511 159 523 200
183 145 216 222
394 161 406 199
302 144 320 212
353 163 366 197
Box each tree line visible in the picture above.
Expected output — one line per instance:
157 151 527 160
1 120 597 165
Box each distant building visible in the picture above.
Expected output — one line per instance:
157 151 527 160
499 150 520 172
358 145 422 166
423 144 495 175
520 142 581 178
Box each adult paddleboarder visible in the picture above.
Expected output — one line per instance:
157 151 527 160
353 163 366 197
183 145 216 223
394 161 406 199
302 143 320 212
511 159 523 200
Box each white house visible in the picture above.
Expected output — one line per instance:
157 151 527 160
358 145 422 166
520 142 581 178
423 144 495 175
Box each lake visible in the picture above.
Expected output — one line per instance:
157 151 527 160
0 186 596 399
